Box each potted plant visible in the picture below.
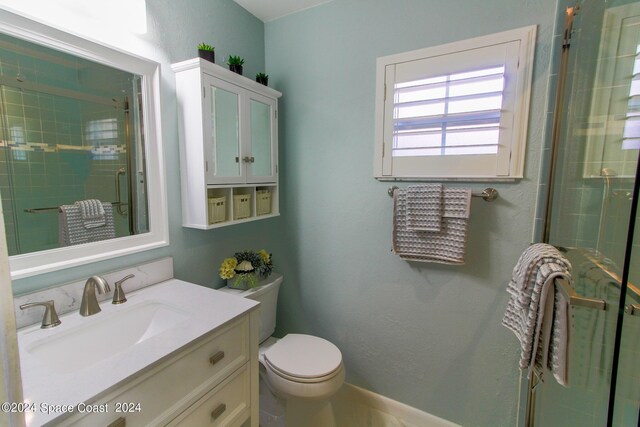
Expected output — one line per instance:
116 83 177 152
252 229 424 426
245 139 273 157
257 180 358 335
219 249 273 289
227 55 245 75
197 43 215 63
256 72 269 86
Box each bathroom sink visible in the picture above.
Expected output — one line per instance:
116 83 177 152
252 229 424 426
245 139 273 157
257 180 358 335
23 300 191 373
17 278 260 427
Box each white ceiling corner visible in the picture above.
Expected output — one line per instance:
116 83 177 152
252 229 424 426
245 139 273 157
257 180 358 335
233 0 333 22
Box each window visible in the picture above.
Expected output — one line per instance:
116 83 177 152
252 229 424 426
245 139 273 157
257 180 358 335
374 26 537 180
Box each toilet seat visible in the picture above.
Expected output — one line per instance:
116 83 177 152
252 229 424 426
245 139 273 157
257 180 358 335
263 334 343 384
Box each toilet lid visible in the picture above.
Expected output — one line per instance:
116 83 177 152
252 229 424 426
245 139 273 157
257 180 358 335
263 334 342 380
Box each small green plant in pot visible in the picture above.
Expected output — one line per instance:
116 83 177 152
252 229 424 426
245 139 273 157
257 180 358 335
227 55 245 75
197 43 215 63
255 72 269 86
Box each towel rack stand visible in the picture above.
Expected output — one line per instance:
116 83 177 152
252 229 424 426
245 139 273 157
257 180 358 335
387 186 499 202
555 278 606 311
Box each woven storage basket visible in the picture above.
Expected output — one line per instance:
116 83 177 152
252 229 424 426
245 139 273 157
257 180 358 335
256 190 271 215
233 194 251 220
207 196 226 224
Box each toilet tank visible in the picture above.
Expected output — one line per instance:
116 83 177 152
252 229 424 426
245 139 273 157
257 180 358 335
219 273 282 343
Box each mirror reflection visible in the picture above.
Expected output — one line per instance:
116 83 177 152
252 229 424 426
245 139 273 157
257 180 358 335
0 32 149 256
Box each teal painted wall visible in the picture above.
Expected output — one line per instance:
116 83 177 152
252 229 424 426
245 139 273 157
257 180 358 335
10 0 284 295
265 0 557 425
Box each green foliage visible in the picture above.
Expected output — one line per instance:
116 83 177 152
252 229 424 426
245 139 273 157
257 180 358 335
198 43 215 51
227 55 245 66
256 72 269 80
233 250 273 277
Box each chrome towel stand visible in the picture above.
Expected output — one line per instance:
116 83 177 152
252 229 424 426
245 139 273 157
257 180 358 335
387 186 499 202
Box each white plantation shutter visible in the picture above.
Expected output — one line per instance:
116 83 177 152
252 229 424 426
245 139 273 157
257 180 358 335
392 65 505 157
374 26 536 180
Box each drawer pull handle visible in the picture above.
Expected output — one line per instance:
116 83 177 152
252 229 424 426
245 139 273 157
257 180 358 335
106 417 126 427
211 403 226 420
209 350 225 365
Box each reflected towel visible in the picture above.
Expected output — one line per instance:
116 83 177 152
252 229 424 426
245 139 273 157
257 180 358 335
502 243 572 386
76 199 106 229
59 202 115 246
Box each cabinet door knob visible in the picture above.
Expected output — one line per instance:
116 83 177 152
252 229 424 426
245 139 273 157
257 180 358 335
211 403 226 420
209 350 225 365
242 156 255 163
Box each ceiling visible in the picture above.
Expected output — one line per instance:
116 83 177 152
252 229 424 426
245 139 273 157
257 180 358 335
233 0 333 22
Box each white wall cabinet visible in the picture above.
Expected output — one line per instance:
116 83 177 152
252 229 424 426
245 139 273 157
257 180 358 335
172 58 282 229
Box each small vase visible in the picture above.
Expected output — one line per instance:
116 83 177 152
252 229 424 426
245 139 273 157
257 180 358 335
198 49 215 63
256 76 268 86
229 64 243 75
227 272 256 290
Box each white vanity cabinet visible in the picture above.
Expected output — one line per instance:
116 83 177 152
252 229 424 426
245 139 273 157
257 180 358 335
57 313 258 427
172 58 282 229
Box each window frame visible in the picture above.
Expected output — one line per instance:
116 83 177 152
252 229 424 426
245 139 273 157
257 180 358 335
373 25 537 181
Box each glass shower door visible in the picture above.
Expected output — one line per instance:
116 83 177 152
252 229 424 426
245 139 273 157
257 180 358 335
539 0 640 425
609 216 640 426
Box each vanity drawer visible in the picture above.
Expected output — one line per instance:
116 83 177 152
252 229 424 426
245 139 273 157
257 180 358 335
60 315 249 427
167 364 250 426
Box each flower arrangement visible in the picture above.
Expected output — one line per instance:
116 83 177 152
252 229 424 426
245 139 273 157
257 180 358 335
219 249 273 289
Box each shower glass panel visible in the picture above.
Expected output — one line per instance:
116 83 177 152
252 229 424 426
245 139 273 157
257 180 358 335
0 31 148 256
540 0 640 425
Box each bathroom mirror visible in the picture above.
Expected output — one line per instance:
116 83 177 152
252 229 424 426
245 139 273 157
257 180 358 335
0 9 168 279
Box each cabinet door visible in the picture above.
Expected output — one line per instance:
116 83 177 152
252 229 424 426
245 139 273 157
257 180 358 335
246 92 277 183
204 75 244 184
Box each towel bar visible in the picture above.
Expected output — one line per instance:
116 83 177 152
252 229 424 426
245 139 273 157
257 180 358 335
555 278 606 311
387 186 499 201
24 202 127 213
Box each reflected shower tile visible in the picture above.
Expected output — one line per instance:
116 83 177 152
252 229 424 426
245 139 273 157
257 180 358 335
2 88 22 105
580 187 603 211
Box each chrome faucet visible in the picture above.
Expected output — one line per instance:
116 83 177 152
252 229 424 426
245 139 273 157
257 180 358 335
80 276 111 316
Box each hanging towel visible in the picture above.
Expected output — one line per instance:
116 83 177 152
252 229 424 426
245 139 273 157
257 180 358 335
406 184 443 231
501 243 572 386
76 199 106 229
392 187 471 264
59 201 115 247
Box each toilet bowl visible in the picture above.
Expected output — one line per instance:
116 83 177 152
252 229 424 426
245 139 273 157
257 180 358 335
262 334 345 400
220 274 344 427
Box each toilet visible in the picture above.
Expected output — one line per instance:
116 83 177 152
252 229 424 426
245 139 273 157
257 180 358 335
220 273 344 427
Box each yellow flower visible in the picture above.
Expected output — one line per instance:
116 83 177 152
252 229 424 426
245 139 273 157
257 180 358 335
219 257 238 279
258 249 270 264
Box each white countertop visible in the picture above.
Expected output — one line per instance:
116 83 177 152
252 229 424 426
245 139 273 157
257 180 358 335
17 279 259 426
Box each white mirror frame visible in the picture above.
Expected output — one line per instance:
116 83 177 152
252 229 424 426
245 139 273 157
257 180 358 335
0 9 169 279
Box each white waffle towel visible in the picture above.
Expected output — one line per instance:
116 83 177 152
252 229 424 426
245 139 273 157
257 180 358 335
76 199 106 229
392 187 471 264
406 184 443 231
59 202 115 246
502 243 572 386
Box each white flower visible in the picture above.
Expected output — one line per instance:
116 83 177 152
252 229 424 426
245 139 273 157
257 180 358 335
236 260 254 271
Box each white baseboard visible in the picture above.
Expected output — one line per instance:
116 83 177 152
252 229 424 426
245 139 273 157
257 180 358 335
333 383 460 427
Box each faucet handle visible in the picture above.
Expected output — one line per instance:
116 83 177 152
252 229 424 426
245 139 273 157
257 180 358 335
20 300 61 329
112 274 135 304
